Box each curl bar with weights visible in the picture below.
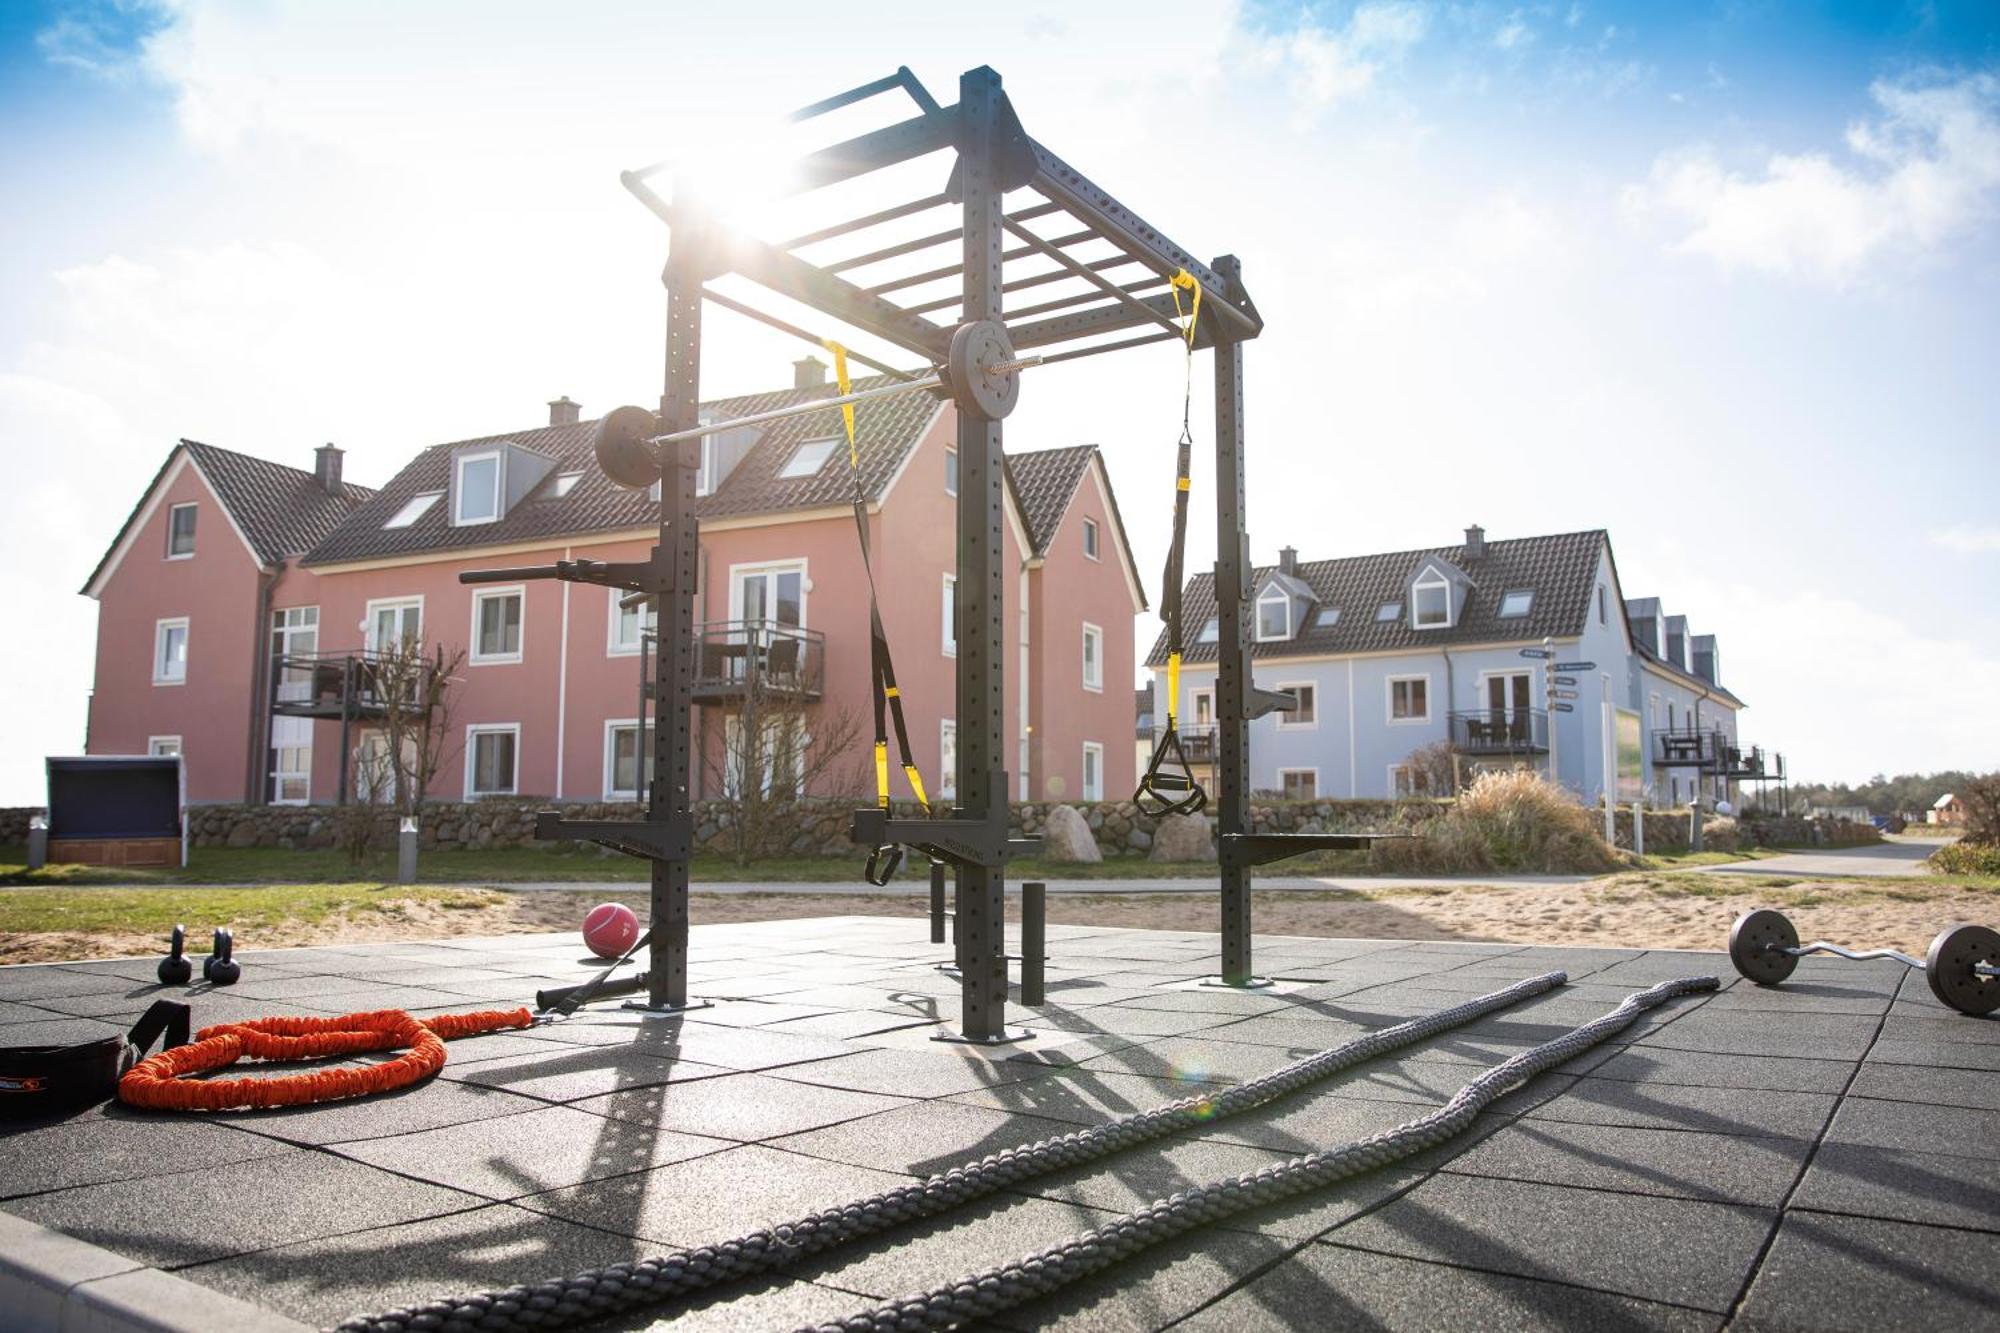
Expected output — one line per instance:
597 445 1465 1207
593 319 1038 489
1728 908 2000 1016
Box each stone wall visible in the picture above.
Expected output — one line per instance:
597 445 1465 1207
0 807 44 845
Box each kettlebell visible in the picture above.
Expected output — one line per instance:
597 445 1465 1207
202 928 240 986
157 923 192 985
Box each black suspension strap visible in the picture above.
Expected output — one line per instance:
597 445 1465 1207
824 340 931 886
1135 270 1207 819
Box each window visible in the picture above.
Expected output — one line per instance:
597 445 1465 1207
269 723 310 804
723 714 808 799
778 437 839 479
1276 682 1317 729
608 587 657 656
604 720 653 799
731 561 805 628
1081 622 1104 691
366 598 422 654
1081 742 1104 801
1598 585 1608 625
939 719 957 800
1390 763 1433 798
384 492 441 529
1189 687 1215 729
466 725 519 796
1388 675 1429 723
941 575 957 657
1315 607 1341 627
166 503 196 558
1279 768 1317 800
148 736 181 757
944 446 958 496
1377 601 1402 622
1198 618 1218 643
1498 589 1534 618
1412 572 1450 628
551 472 581 498
153 618 188 685
1082 516 1100 560
470 587 524 664
1255 589 1291 641
454 451 501 525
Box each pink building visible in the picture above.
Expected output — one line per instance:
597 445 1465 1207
81 360 1144 810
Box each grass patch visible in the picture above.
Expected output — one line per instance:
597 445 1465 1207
0 883 503 936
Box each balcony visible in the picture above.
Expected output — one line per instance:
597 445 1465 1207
687 621 825 704
269 651 437 720
1448 709 1550 755
1652 727 1740 770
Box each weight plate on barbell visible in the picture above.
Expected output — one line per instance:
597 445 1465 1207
594 403 663 490
1924 922 2000 1017
1729 908 1800 986
946 319 1021 422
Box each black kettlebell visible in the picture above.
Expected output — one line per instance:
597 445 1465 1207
157 923 192 985
202 928 240 986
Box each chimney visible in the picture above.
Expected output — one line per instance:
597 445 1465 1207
1692 634 1720 685
314 443 343 493
548 396 581 426
1278 545 1298 576
1463 524 1485 559
794 356 828 389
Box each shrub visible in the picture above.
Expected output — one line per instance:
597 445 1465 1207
1703 815 1741 852
1959 774 2000 846
1371 770 1624 875
1930 842 2000 877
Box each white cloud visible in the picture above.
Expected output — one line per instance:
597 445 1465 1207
1933 525 2000 554
1625 69 2000 281
1495 13 1532 52
1240 1 1429 121
34 0 172 81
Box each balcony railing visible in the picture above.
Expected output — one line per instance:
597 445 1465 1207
689 620 825 703
1651 727 1746 770
1448 709 1550 754
269 651 436 720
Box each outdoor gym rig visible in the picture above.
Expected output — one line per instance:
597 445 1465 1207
459 65 1387 1041
1729 908 2000 1016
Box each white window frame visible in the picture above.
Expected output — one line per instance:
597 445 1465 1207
1389 763 1424 798
777 437 839 480
383 491 441 529
1376 601 1402 622
153 617 188 685
453 449 503 526
1255 588 1292 641
728 558 809 628
364 596 424 654
269 735 311 805
1497 589 1534 618
1386 673 1431 724
941 573 958 658
1478 669 1535 721
469 585 526 666
1275 681 1318 730
607 586 656 657
1315 607 1341 628
603 718 650 800
1081 621 1104 692
1082 516 1100 561
1411 571 1451 629
1598 585 1608 625
465 723 521 797
944 446 958 497
147 735 182 757
1188 685 1215 729
1081 741 1105 801
551 471 581 498
1277 767 1319 800
939 719 958 800
165 502 197 559
1197 617 1218 643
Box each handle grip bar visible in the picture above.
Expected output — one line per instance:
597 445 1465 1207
460 565 564 585
536 972 648 1013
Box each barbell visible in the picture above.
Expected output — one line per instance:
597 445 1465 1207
594 319 1036 490
1727 908 2000 1016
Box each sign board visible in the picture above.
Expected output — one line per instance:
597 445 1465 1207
1550 702 1574 713
1614 707 1645 805
1553 675 1577 686
1519 648 1551 660
1554 660 1595 673
1550 689 1579 700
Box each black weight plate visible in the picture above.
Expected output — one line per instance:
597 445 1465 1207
1925 923 2000 1016
1729 908 1799 986
594 404 662 490
947 319 1020 421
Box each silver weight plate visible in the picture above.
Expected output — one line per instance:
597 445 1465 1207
1728 908 1800 986
947 320 1021 421
1925 922 2000 1016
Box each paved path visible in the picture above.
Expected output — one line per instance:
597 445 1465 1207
1696 837 1939 880
495 873 1596 896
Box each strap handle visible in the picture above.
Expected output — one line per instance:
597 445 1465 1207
126 1000 190 1058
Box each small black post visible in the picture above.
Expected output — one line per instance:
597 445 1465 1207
1021 881 1046 1007
929 860 946 945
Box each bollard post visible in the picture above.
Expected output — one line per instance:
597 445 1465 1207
929 860 946 945
26 815 48 871
1020 882 1046 1007
1632 802 1645 857
397 816 419 886
1689 801 1704 853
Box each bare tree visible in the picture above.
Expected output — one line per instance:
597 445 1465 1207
703 682 866 865
1404 739 1463 798
363 639 467 819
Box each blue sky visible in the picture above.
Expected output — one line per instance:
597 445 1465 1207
2 0 1996 802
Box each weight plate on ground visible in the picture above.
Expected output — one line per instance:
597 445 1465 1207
1729 908 1799 986
946 319 1020 421
1924 922 2000 1016
594 403 662 489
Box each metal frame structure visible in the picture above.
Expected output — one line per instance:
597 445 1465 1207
466 64 1373 1037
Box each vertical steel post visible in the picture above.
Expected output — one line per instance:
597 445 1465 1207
953 66 1010 1040
1211 255 1257 987
647 221 704 1011
929 860 947 945
1021 882 1046 1007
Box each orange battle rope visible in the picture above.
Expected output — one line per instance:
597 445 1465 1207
117 1006 535 1112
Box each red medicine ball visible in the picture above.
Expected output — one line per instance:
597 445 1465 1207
582 902 641 959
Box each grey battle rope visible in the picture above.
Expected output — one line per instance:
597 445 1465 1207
335 970 1569 1332
809 973 1717 1331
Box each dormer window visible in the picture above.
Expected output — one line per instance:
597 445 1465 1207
454 450 501 526
551 472 581 498
1498 589 1534 618
1412 571 1451 629
384 492 441 529
1377 601 1401 622
778 437 839 479
1255 587 1292 641
1316 607 1340 627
